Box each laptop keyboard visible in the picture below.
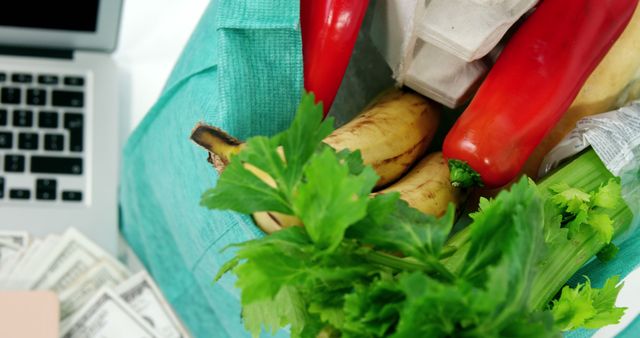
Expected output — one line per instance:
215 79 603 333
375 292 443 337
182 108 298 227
0 69 86 204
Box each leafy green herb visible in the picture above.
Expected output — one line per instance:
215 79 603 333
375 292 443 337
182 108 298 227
550 276 626 331
549 179 621 243
202 93 630 337
597 242 620 262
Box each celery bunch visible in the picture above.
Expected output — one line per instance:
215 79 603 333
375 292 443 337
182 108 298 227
202 94 630 337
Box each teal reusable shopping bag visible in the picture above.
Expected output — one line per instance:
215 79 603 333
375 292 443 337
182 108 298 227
120 1 639 337
120 1 301 337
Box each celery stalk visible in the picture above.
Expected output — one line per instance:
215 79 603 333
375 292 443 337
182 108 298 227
531 149 632 309
444 149 633 310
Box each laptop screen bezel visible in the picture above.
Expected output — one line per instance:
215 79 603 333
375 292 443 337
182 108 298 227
0 0 123 52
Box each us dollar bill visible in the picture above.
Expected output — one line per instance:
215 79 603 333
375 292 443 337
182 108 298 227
2 236 59 289
60 287 160 338
116 271 190 338
24 228 129 292
0 238 37 283
0 239 21 264
0 230 30 248
58 260 128 320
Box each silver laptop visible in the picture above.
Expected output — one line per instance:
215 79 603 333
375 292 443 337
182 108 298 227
0 1 123 254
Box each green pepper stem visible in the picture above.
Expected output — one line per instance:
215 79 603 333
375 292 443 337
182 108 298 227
448 159 484 188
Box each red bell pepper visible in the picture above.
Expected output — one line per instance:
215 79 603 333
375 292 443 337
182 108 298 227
443 0 639 189
301 0 369 116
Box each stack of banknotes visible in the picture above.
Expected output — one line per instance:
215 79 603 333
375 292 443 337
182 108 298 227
0 228 190 338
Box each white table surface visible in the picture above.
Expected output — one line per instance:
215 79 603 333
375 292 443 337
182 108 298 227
110 1 639 336
113 0 209 145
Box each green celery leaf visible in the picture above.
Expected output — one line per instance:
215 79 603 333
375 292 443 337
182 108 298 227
293 147 379 252
499 311 559 338
550 183 591 214
469 178 546 334
351 193 401 229
392 272 473 338
588 213 614 244
303 247 379 330
299 314 332 338
200 159 292 214
227 227 314 303
550 276 626 331
597 242 620 262
278 92 335 195
592 179 622 210
461 178 544 285
392 270 556 338
350 195 455 262
566 205 590 239
542 199 568 247
242 286 308 338
584 276 627 329
342 276 404 338
335 149 367 176
201 92 330 214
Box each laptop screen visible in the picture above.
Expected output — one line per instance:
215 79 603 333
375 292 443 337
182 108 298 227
0 1 100 32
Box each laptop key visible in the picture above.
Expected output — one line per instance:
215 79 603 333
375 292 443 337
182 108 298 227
44 134 64 151
52 90 83 107
36 179 57 201
38 74 59 85
12 73 33 83
26 89 46 106
1 87 21 104
62 191 82 202
4 155 25 172
13 110 33 127
64 113 83 152
38 111 58 128
64 77 84 86
31 156 82 175
18 133 38 150
0 109 6 125
0 132 13 149
0 73 6 82
9 189 30 200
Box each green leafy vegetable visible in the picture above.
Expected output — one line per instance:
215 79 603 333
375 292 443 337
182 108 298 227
202 93 631 337
293 146 378 252
550 276 626 331
548 179 621 243
597 242 620 262
349 196 455 262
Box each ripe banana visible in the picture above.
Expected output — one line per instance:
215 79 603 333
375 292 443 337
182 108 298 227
377 152 461 218
323 89 440 187
191 88 441 234
191 88 440 187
